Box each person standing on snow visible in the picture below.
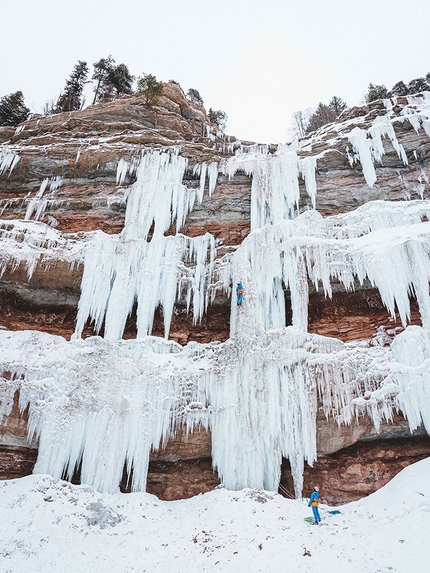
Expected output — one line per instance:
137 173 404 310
236 282 243 306
308 486 321 524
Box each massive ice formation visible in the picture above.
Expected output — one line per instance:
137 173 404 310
75 150 217 341
74 231 216 341
1 95 430 497
220 200 430 332
0 326 392 497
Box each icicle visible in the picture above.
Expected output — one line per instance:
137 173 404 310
348 127 377 187
299 156 317 208
0 151 20 176
207 162 218 197
25 176 63 221
116 158 129 184
197 162 206 203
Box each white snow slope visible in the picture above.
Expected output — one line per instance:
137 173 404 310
0 457 429 573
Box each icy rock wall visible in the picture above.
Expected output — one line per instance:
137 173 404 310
0 220 81 280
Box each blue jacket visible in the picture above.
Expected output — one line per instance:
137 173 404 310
308 491 320 507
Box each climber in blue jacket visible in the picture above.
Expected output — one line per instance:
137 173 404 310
236 282 243 306
308 486 321 524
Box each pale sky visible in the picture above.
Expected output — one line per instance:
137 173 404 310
1 0 430 143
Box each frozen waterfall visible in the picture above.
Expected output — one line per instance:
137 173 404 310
2 98 430 499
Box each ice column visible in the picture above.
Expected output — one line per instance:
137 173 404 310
224 145 318 230
203 331 317 497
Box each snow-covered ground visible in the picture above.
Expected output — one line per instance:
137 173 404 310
0 458 429 573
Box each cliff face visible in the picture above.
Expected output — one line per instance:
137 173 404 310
1 85 430 502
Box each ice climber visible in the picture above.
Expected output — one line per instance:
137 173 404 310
236 282 243 306
308 486 321 524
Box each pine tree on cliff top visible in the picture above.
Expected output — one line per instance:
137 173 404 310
136 73 164 106
55 61 89 113
92 57 134 104
0 91 30 126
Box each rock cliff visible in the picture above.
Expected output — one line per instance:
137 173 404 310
1 84 430 502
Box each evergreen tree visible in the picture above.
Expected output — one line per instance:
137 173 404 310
92 57 134 103
136 73 164 105
109 63 134 96
407 76 430 94
388 81 409 97
55 61 89 112
0 91 30 126
92 56 115 104
365 83 389 103
305 103 337 134
137 74 163 105
208 108 228 130
186 88 204 106
328 96 347 116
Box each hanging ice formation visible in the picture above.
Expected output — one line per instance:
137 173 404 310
221 200 430 333
346 92 430 187
75 150 217 341
223 144 317 230
0 325 397 497
25 176 63 222
2 95 430 498
0 151 20 176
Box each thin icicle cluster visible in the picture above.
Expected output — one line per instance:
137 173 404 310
347 92 430 188
347 119 408 188
25 176 63 221
0 151 20 176
399 92 430 137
